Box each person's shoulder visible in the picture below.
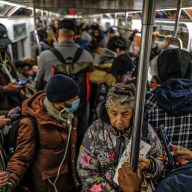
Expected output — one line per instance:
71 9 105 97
39 49 52 58
146 90 155 100
87 119 107 133
89 119 103 128
81 48 93 59
145 90 158 108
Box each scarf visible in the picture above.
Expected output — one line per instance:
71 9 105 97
43 97 69 128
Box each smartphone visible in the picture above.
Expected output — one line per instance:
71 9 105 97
159 127 175 164
16 79 31 86
7 108 20 118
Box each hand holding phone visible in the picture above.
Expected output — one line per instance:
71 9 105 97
16 79 30 86
7 108 20 119
159 127 175 164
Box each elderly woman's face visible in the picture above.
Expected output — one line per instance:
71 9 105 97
107 103 133 131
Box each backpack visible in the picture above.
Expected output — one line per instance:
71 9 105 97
50 48 92 108
155 161 192 192
4 115 38 192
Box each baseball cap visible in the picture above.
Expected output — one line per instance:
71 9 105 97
0 24 12 45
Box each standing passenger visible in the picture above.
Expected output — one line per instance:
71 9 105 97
4 74 80 192
0 24 25 111
36 19 93 153
47 19 59 47
144 48 192 186
145 49 192 151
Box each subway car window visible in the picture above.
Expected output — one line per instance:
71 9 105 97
0 3 13 16
12 7 32 16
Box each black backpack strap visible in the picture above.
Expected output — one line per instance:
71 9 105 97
73 48 83 62
51 47 83 64
7 115 39 159
50 48 66 63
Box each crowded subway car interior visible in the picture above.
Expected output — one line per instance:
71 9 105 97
0 0 192 191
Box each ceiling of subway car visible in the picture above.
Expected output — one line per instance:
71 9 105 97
7 0 192 14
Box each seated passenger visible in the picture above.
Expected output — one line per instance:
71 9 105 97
2 74 80 192
77 83 163 191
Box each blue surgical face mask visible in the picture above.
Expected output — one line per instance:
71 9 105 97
59 99 80 121
68 98 80 113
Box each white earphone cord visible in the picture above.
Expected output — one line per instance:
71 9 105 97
48 114 73 192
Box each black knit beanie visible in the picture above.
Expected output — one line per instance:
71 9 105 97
111 53 135 75
46 74 78 103
157 48 192 83
58 19 76 32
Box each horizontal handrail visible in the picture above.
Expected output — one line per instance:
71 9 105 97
111 26 141 33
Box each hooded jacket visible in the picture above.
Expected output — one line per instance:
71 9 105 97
153 79 192 116
7 91 78 191
145 49 192 149
157 48 192 83
145 78 192 149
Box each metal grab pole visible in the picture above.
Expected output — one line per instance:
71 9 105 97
173 0 182 38
112 26 141 33
33 7 41 54
130 0 157 172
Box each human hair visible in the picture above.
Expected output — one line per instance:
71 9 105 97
59 28 74 38
107 36 128 52
105 83 136 109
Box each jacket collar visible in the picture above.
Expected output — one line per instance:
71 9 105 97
57 40 78 47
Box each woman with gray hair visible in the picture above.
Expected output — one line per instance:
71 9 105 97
77 83 163 191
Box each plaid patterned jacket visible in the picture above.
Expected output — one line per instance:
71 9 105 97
144 91 192 150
